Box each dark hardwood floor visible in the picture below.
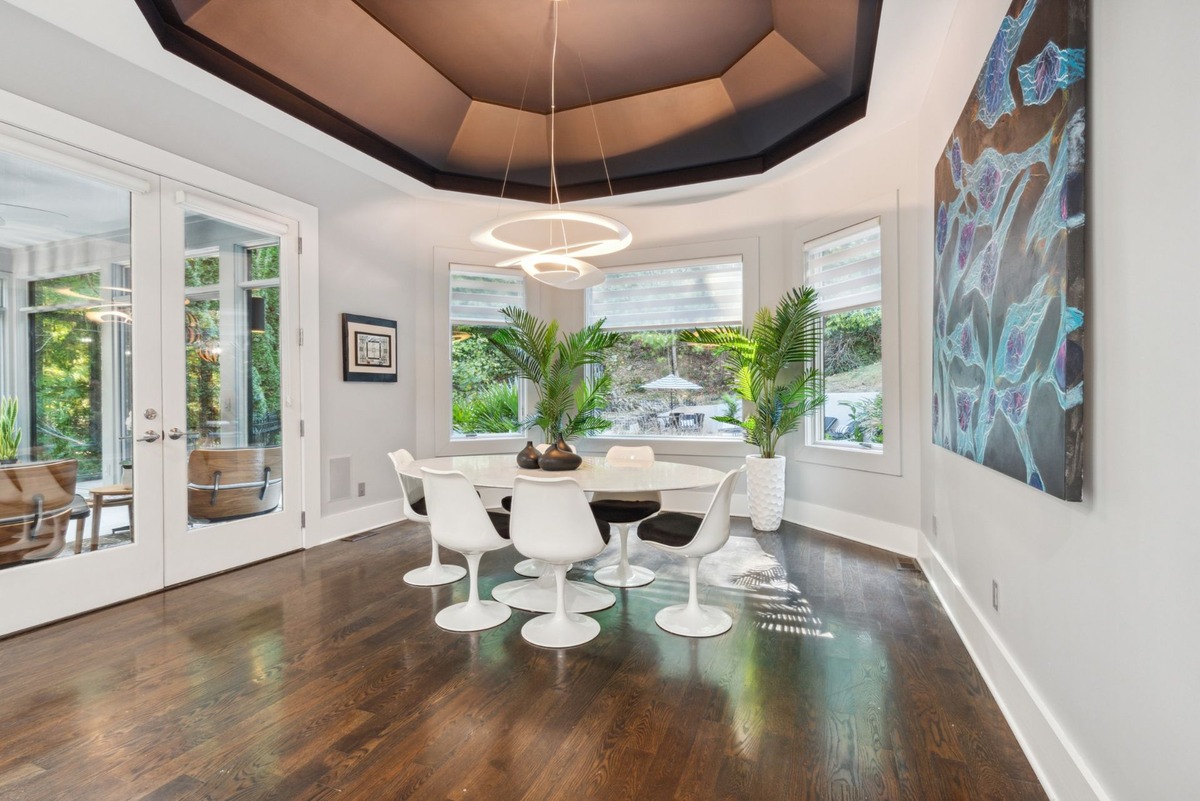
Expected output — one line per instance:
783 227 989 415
0 518 1047 800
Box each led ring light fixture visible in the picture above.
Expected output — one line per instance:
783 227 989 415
469 1 631 288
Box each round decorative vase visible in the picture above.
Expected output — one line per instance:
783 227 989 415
516 441 541 469
745 454 785 531
539 436 582 471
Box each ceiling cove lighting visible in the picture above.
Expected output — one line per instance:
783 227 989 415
470 0 629 289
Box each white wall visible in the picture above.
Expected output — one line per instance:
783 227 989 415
918 1 1200 799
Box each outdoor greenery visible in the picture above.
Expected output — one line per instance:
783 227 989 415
488 307 620 443
0 396 20 461
29 271 107 478
840 393 884 444
680 286 826 459
821 305 884 442
451 325 520 435
452 382 520 435
823 307 882 374
601 330 726 415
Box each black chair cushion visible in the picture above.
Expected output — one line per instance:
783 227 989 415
498 496 609 543
487 510 511 540
69 495 90 520
409 496 428 516
637 512 703 549
589 499 661 524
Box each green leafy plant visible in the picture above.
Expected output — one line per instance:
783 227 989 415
0 396 21 461
840 393 884 445
452 382 520 435
488 307 620 443
679 287 825 458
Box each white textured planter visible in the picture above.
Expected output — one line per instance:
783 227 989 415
746 455 786 532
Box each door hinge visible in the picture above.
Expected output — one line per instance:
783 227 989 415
298 327 304 346
301 511 306 529
298 237 303 255
300 419 305 437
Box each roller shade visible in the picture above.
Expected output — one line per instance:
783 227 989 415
450 267 525 325
587 260 742 330
804 218 881 313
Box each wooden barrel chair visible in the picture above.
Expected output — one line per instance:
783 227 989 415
0 459 78 566
187 447 282 523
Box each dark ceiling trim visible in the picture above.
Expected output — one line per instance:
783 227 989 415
131 0 882 203
132 0 438 184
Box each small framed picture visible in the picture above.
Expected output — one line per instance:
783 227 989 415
342 313 397 382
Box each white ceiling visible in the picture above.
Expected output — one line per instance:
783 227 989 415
1 0 960 210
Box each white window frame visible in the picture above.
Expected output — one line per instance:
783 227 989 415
581 237 759 458
433 248 540 456
793 192 901 476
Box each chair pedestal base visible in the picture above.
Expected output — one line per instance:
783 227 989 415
522 612 600 648
435 600 511 632
593 563 655 588
403 563 466 586
492 573 615 613
655 603 732 637
514 558 547 578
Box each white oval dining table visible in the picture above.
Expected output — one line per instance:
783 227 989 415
397 454 727 493
400 454 728 615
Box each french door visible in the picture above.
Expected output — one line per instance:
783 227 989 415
0 130 304 636
159 182 302 585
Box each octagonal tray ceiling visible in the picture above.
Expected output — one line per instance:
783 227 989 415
134 0 882 201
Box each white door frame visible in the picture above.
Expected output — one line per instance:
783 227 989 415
0 91 322 635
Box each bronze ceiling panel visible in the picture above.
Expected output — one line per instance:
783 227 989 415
133 0 884 201
353 0 774 112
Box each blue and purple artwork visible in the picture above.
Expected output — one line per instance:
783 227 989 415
932 0 1086 501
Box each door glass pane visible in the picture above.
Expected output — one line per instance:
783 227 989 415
0 149 133 568
182 212 282 529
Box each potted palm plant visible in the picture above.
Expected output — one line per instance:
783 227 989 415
488 307 620 462
680 287 825 531
0 396 21 464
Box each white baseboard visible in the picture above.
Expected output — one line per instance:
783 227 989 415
660 490 918 557
783 499 918 556
918 534 1112 801
311 499 405 546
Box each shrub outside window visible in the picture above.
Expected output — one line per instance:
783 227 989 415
449 267 524 439
587 260 743 439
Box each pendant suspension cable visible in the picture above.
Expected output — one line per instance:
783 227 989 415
576 50 615 198
548 0 570 251
494 7 541 218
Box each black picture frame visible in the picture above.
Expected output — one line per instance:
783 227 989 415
342 313 397 383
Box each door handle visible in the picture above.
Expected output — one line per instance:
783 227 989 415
167 427 186 440
136 430 161 443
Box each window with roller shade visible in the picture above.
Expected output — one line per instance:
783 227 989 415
804 218 884 448
448 267 525 439
586 259 743 439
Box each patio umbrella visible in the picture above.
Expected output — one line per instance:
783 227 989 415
641 372 702 410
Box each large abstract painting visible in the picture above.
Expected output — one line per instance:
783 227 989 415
932 0 1086 501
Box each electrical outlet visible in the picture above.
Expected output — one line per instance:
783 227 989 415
357 482 366 497
992 580 1000 612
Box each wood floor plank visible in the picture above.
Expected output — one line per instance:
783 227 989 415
0 518 1048 801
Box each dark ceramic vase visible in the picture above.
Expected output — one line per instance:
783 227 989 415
539 436 582 471
516 441 541 469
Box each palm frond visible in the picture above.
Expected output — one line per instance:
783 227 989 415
677 285 825 457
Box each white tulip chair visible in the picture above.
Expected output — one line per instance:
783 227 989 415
637 466 744 637
589 445 661 588
420 468 513 631
388 448 465 586
508 475 612 648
